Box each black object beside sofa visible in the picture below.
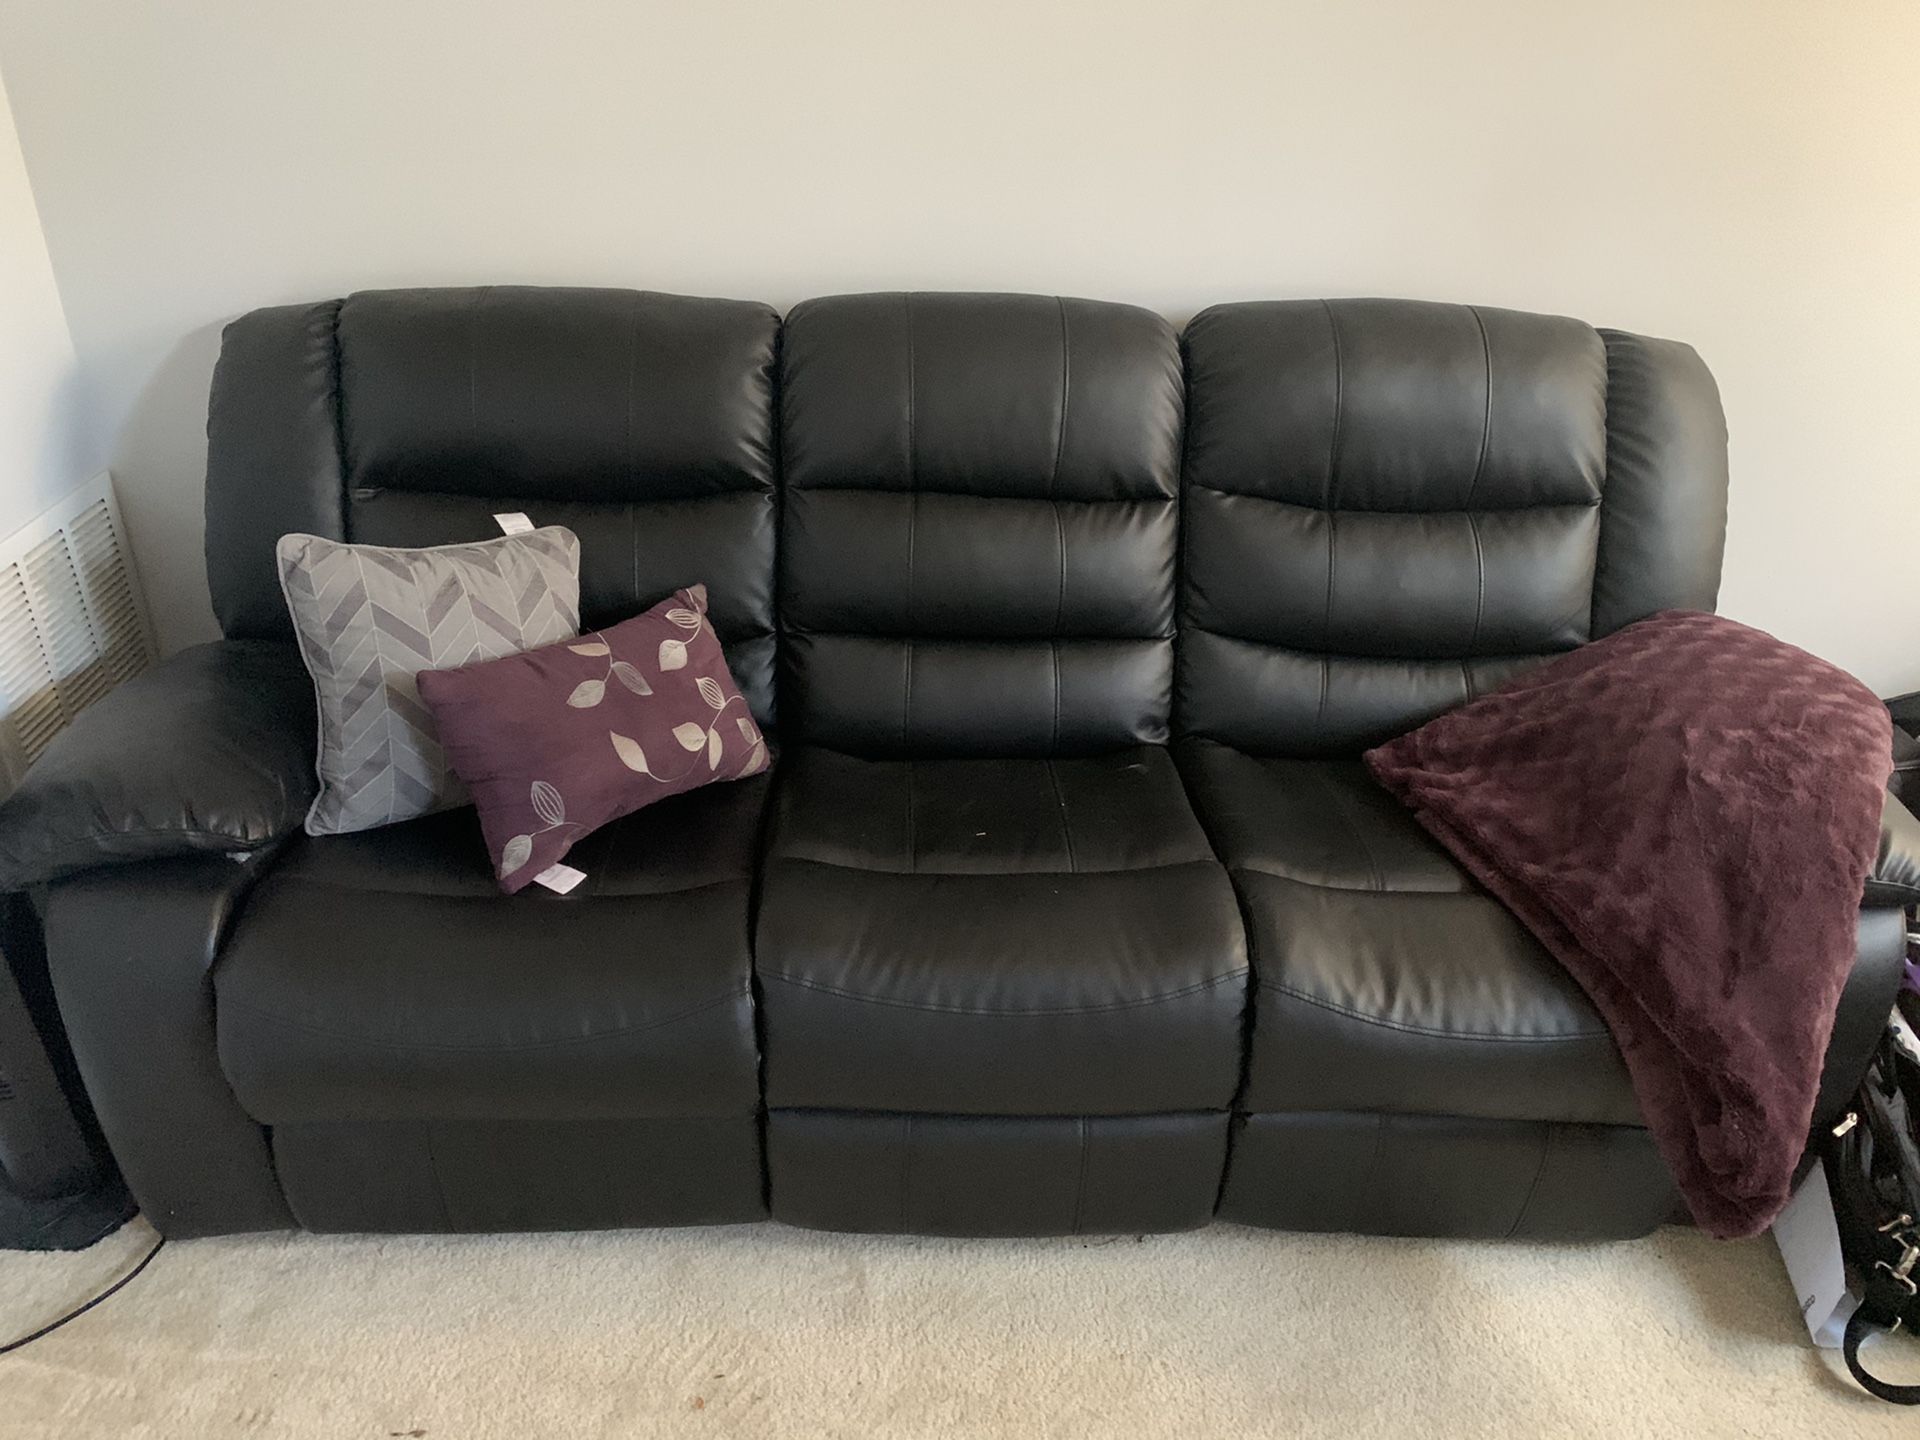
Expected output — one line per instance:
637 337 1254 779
11 287 1914 1242
0 893 135 1249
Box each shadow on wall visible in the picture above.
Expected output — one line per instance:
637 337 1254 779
0 349 90 543
24 364 90 540
108 320 229 654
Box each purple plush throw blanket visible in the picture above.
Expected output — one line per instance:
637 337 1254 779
1366 610 1891 1238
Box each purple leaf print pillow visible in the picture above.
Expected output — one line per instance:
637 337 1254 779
417 584 769 893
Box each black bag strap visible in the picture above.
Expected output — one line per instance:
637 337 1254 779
1825 1030 1920 1403
1844 1271 1920 1404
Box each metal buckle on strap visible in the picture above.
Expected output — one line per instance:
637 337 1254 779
1878 1238 1920 1298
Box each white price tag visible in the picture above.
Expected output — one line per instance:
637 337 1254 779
531 862 587 894
493 511 534 535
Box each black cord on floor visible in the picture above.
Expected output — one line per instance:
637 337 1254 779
0 1234 165 1355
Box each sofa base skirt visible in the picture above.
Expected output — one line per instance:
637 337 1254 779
271 1116 766 1234
1219 1112 1679 1240
767 1109 1228 1236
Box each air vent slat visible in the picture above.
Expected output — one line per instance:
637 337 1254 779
0 477 154 784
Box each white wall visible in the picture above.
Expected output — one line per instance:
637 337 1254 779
0 59 80 538
1 1 1917 689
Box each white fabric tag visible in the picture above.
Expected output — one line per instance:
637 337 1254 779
493 511 534 535
1772 1157 1860 1348
531 862 587 894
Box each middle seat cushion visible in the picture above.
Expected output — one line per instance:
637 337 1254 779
755 745 1248 1115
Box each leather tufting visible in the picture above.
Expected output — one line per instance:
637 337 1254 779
1175 297 1727 755
779 292 1182 756
1182 298 1608 514
337 287 778 502
207 286 781 723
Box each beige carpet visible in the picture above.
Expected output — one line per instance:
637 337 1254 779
0 1218 1914 1438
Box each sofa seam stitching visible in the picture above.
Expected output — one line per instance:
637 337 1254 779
266 872 750 900
1181 478 1599 516
1071 1115 1091 1235
626 291 641 604
1362 1113 1387 1202
1309 767 1383 892
218 987 747 1053
1466 510 1486 658
1317 299 1343 737
1320 299 1345 511
781 629 1152 647
905 760 918 874
1229 859 1462 894
899 1114 914 1231
350 481 771 505
1505 1124 1554 1239
1260 980 1611 1043
768 854 1218 881
625 291 640 494
1592 329 1619 638
1051 296 1071 500
467 286 490 444
760 968 1248 1017
1178 628 1560 669
773 480 1187 503
1464 304 1492 510
1052 296 1070 752
1320 512 1337 691
1051 634 1061 753
420 1122 455 1229
1465 301 1492 678
1046 757 1079 873
29 827 291 860
903 292 918 753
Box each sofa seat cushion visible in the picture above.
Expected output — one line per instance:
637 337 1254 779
214 775 770 1124
755 746 1248 1115
1177 740 1640 1125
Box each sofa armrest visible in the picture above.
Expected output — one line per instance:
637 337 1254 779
0 641 315 889
1865 788 1920 910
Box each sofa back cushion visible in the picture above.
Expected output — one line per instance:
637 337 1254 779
206 286 781 725
1176 298 1729 756
778 292 1184 757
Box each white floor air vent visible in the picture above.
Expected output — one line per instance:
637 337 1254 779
0 474 155 789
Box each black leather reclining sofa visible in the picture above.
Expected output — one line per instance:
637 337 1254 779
31 288 1912 1241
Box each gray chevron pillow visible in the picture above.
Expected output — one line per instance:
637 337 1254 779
277 527 582 835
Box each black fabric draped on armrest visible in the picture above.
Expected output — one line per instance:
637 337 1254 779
1865 788 1920 909
0 641 316 889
